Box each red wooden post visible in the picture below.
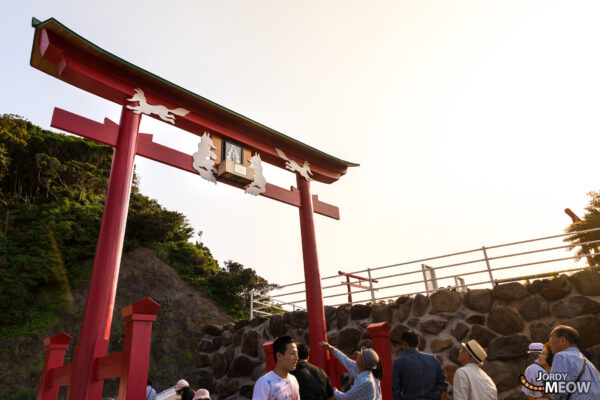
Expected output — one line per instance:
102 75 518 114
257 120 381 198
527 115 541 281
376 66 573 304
118 298 160 400
38 332 72 400
345 274 352 304
262 341 275 372
296 175 329 372
368 322 392 400
68 105 141 400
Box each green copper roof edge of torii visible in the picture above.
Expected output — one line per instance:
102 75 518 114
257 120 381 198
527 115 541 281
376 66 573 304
30 17 359 168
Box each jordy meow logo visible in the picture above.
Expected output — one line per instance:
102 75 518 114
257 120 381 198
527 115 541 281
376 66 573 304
520 372 592 395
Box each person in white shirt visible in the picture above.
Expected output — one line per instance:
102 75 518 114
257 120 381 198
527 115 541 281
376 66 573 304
253 335 300 400
453 339 497 400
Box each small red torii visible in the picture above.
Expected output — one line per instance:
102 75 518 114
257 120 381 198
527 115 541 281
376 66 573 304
30 17 357 400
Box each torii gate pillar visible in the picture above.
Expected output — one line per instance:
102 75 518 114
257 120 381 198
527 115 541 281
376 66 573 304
68 106 140 400
297 175 328 369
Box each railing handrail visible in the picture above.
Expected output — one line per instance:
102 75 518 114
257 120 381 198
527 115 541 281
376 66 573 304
249 228 600 317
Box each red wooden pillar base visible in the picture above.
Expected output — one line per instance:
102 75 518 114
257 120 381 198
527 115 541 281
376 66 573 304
368 322 392 400
262 341 275 372
118 298 160 400
38 332 72 400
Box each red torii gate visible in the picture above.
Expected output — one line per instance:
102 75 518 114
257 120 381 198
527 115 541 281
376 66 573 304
30 17 357 400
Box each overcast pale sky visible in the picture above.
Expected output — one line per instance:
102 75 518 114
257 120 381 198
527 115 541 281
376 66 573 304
2 1 599 304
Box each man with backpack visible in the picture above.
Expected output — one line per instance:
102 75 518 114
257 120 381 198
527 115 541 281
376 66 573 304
290 343 334 400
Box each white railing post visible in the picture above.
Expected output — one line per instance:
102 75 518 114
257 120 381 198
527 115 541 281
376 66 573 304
367 268 376 304
482 246 494 286
250 291 254 320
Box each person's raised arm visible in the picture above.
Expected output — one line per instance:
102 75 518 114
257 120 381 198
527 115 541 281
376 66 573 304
320 341 358 377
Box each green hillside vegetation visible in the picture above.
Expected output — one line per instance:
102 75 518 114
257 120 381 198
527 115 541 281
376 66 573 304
0 114 273 336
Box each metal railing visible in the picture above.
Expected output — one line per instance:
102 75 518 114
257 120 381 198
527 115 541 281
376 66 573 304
249 228 600 318
249 289 306 319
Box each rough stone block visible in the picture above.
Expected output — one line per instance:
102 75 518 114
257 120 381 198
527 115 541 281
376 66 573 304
540 274 571 301
487 334 529 360
338 327 362 354
430 289 462 313
215 378 240 398
470 325 498 347
241 330 260 357
519 295 550 321
570 271 600 296
240 384 254 399
325 305 336 330
551 296 600 318
464 289 493 313
336 305 350 330
487 307 524 335
529 322 553 343
350 304 372 320
465 314 485 325
389 324 409 344
228 354 259 377
372 304 393 323
493 282 528 301
290 310 308 328
431 338 454 353
413 294 430 317
269 314 286 338
204 324 224 336
420 318 448 334
451 322 470 341
212 351 228 378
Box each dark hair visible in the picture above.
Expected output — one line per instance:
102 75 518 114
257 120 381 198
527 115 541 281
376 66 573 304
372 359 383 380
400 330 420 348
297 343 309 360
273 335 295 363
147 378 152 386
553 325 581 348
544 343 554 367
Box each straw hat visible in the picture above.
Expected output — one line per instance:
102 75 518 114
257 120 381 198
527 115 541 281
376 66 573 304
461 340 487 364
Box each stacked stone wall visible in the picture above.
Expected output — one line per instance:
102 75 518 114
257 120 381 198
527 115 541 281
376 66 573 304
187 270 600 400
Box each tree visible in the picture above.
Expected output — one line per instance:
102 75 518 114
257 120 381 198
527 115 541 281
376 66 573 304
564 191 600 267
207 260 276 319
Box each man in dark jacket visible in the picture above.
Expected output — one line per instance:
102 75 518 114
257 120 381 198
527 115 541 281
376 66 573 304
392 330 448 400
290 343 334 400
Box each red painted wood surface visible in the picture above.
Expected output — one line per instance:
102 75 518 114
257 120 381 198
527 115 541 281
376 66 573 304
37 333 72 400
262 341 275 372
297 175 329 371
67 106 140 400
117 298 160 400
32 22 356 184
368 322 392 400
51 107 340 220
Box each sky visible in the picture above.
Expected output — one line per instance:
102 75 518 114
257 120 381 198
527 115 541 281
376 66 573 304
2 1 599 307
